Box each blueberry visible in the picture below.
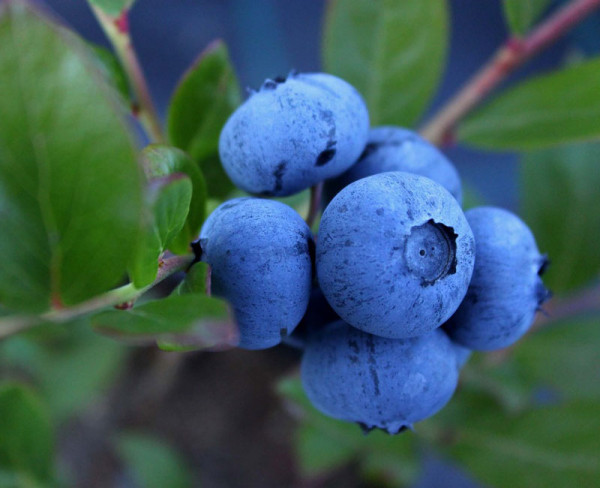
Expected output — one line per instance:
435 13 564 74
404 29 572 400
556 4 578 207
316 172 475 339
289 285 341 347
445 207 550 351
301 322 459 433
200 197 313 349
451 340 472 369
323 126 462 206
218 72 369 196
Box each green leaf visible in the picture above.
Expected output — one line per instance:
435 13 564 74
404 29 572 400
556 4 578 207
322 0 448 127
173 262 209 296
520 141 600 292
116 432 192 488
167 40 241 200
0 3 143 313
88 0 135 16
427 392 600 488
503 0 551 35
0 319 128 422
277 376 419 484
0 383 54 484
90 43 130 102
129 174 192 287
142 145 207 253
459 58 600 150
513 318 600 401
92 293 238 350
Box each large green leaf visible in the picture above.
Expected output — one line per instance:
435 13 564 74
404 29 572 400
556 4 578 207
503 0 552 35
520 141 600 292
90 43 130 103
459 58 600 150
129 174 192 287
167 41 241 200
116 432 192 488
87 0 136 16
92 293 238 351
142 145 207 253
277 376 419 484
0 383 54 484
426 391 600 488
0 3 143 313
322 0 448 127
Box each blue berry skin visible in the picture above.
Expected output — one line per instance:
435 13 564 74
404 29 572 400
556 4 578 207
451 341 472 369
301 322 459 433
317 172 475 339
200 197 313 350
324 126 462 206
218 72 369 197
290 286 341 347
445 207 550 351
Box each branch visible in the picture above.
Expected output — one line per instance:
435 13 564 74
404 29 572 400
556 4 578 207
89 4 165 143
0 254 194 340
305 182 323 229
420 0 600 146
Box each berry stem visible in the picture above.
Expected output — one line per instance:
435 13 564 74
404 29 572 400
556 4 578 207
0 254 194 340
306 182 323 229
420 0 600 146
89 4 165 143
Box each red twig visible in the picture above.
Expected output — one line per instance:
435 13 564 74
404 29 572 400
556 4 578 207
420 0 600 146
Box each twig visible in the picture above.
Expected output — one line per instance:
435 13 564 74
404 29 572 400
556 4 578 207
0 254 194 340
306 182 323 229
420 0 600 146
89 4 165 143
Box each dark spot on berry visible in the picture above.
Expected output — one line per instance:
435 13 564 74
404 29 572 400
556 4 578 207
315 148 336 166
273 161 287 193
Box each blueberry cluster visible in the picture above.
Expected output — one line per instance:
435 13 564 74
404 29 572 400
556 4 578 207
201 72 549 433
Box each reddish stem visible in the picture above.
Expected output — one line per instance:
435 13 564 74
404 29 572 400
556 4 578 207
421 0 600 146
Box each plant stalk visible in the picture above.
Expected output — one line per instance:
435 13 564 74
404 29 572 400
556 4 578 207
0 254 194 340
420 0 600 146
89 4 165 143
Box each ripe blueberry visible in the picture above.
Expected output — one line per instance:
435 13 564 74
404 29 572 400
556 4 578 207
317 172 475 339
301 322 459 433
200 197 313 349
445 206 550 350
324 126 462 206
218 72 369 196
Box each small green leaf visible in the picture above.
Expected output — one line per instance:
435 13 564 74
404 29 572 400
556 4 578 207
88 0 135 16
459 58 600 150
116 432 192 488
521 141 600 292
167 40 241 200
173 262 209 296
513 318 600 401
503 0 551 35
92 293 238 350
0 383 54 484
90 43 130 102
277 376 419 484
323 0 448 126
0 3 143 313
427 392 600 488
129 174 192 287
142 145 207 253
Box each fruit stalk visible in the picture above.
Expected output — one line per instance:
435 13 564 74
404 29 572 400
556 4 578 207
420 0 600 146
89 4 165 143
0 254 194 340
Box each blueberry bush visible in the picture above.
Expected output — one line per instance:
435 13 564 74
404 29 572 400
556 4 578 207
1 0 600 487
